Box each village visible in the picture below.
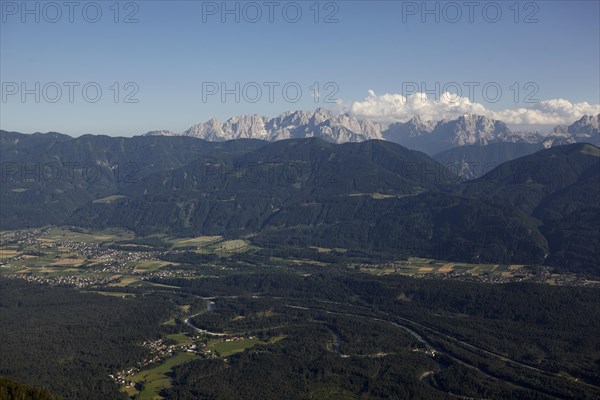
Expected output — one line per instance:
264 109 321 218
1 227 597 291
111 332 259 392
0 228 199 288
354 260 598 287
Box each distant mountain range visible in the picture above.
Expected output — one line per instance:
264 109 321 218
144 111 600 155
145 108 384 144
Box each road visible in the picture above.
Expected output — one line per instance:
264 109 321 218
184 294 598 398
282 300 593 399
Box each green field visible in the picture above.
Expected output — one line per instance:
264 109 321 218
131 281 180 289
125 352 199 400
169 236 257 256
0 265 24 274
170 235 223 248
213 239 251 253
131 260 173 272
165 333 192 345
206 338 262 357
122 333 280 398
359 258 525 278
41 226 135 243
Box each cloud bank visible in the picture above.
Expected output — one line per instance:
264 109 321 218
342 90 600 125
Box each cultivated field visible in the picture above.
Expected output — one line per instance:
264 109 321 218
359 257 527 278
123 352 199 400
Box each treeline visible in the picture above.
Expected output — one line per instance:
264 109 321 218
0 377 59 400
164 281 599 400
154 268 600 395
0 279 176 400
163 323 446 400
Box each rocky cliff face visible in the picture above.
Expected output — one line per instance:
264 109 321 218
435 114 512 146
172 108 383 143
143 110 600 153
568 114 599 144
382 114 513 154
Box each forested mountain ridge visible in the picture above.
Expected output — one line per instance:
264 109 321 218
459 143 600 274
433 142 545 179
0 377 60 400
0 131 266 229
1 131 598 275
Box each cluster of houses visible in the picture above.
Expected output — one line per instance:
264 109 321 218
2 271 112 288
111 338 201 386
57 240 160 264
0 227 47 247
354 260 595 287
416 267 595 287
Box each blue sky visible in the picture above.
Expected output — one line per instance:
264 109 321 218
1 0 599 136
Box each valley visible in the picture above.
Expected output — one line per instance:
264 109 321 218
1 131 599 400
2 131 599 277
1 225 599 399
1 226 594 290
2 2 599 399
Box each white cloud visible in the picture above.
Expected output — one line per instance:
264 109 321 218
493 99 600 125
342 90 600 125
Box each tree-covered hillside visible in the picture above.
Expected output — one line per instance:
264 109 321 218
1 132 598 275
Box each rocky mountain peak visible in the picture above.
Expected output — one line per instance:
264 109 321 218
167 109 383 143
142 111 600 152
568 113 599 143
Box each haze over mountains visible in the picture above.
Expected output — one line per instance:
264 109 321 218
145 110 600 155
433 142 545 179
